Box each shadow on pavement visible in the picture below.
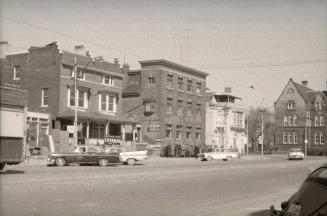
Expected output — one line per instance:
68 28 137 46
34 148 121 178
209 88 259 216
249 209 270 216
0 169 25 175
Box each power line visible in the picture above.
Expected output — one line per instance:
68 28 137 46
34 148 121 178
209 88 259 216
0 15 146 59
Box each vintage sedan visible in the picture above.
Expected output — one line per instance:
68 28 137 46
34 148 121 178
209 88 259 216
270 162 327 216
288 148 305 160
47 145 120 167
198 147 240 161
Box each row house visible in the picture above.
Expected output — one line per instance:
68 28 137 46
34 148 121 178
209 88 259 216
122 59 208 157
0 42 137 151
274 79 327 153
205 90 246 154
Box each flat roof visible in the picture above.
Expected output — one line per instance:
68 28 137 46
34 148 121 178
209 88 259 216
139 59 209 78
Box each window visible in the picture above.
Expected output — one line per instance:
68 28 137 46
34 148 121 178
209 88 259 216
293 115 298 126
103 75 114 86
288 116 292 126
176 125 182 139
187 80 193 92
320 132 324 145
315 100 322 110
195 131 201 140
99 93 117 113
233 113 242 127
320 116 324 126
288 132 293 144
41 88 49 107
315 116 319 126
13 65 21 80
67 88 88 109
167 74 173 88
283 132 288 144
294 132 298 144
145 103 156 112
177 105 183 115
167 98 172 113
306 110 310 118
196 82 202 94
89 122 106 138
284 116 288 126
186 127 192 139
196 109 201 120
287 100 295 109
148 75 155 84
166 124 172 138
186 108 192 116
177 77 183 89
71 68 85 80
315 132 320 145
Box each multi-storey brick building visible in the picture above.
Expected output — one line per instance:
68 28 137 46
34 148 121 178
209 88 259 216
274 79 327 154
0 42 137 150
122 59 209 157
205 90 246 154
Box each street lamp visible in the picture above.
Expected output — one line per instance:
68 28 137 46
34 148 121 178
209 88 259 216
73 55 104 146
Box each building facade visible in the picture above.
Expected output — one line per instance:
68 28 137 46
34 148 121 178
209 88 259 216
123 59 209 157
205 91 246 154
274 79 327 154
0 42 137 150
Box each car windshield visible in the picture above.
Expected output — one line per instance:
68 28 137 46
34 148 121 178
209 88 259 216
310 167 327 179
290 149 302 152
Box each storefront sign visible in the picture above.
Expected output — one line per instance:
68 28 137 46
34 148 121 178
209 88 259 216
67 125 82 133
148 120 160 131
104 136 121 145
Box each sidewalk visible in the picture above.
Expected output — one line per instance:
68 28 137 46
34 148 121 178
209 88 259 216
19 156 48 167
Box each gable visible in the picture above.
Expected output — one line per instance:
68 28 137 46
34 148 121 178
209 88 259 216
275 80 306 108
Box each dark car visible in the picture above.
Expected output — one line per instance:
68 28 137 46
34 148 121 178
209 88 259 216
270 162 327 216
47 145 120 167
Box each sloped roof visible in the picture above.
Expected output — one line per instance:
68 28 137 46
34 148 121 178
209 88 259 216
61 51 122 75
292 81 315 102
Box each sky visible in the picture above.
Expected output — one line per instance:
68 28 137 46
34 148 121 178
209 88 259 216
0 0 326 109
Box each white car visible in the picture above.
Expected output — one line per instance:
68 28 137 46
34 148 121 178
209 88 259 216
288 148 304 160
199 148 240 161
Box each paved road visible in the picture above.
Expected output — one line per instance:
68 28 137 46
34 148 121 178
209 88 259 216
1 156 325 216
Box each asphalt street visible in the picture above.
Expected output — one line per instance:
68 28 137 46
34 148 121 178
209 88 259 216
1 156 326 216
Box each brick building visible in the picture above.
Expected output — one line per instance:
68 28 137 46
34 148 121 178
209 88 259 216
0 42 137 150
274 79 327 154
205 90 246 154
122 59 209 157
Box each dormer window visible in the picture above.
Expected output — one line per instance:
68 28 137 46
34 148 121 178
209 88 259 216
103 75 114 86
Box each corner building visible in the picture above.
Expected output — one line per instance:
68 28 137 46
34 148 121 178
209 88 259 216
123 60 209 157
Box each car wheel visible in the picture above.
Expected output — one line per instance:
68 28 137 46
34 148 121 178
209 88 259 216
206 156 213 161
99 159 109 167
126 158 136 165
55 158 66 166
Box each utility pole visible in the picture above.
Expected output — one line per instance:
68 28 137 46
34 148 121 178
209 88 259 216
258 107 266 158
246 115 249 155
73 57 78 146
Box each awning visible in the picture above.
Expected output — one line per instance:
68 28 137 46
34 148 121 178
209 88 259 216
57 109 138 124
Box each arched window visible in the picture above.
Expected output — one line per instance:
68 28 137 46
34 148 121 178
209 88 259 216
293 115 298 126
320 116 324 126
315 116 319 126
320 132 325 145
315 132 320 145
288 116 292 126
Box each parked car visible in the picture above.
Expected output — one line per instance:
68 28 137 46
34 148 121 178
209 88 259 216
198 147 240 161
104 146 150 165
47 145 120 167
288 148 304 160
270 162 327 216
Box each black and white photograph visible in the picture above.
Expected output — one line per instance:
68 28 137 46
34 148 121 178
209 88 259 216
0 0 326 215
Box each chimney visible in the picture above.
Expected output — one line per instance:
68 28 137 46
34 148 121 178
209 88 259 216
301 81 308 87
114 58 119 65
224 87 232 93
74 44 89 56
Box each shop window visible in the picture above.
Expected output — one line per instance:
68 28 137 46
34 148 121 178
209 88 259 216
89 122 106 138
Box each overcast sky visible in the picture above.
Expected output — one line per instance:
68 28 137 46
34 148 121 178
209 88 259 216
1 0 326 109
